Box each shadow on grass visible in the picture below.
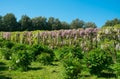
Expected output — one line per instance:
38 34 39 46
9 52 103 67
0 62 7 71
0 75 12 79
28 67 43 71
0 62 6 65
79 72 116 78
51 63 59 66
79 74 91 77
99 72 116 78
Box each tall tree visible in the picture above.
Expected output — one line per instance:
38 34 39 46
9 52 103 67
61 21 70 29
48 17 55 30
103 18 120 27
0 16 3 31
19 15 32 31
32 16 47 30
84 22 97 28
52 18 61 30
70 19 84 29
2 13 17 31
48 17 62 30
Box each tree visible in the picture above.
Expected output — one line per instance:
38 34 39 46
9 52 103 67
103 18 120 27
70 19 84 29
2 13 17 31
48 17 55 30
61 21 70 29
32 16 47 30
0 16 3 31
84 22 97 28
48 17 61 30
52 18 61 30
19 15 32 31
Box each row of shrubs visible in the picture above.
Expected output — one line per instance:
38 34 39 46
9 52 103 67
54 43 120 79
0 38 54 71
54 45 120 79
0 38 120 79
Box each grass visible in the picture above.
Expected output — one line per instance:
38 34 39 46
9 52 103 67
0 60 119 79
0 60 64 79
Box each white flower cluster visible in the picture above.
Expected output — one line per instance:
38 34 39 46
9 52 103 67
116 43 120 50
105 29 109 34
16 59 20 63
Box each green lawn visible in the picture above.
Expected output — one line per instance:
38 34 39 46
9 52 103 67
0 60 118 79
0 60 64 79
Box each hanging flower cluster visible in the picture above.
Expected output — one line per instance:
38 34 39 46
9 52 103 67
1 27 119 51
98 27 120 50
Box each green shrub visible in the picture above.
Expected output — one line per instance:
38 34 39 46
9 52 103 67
0 39 4 48
4 41 14 49
11 44 28 51
72 46 83 59
117 51 120 63
54 46 83 61
110 51 120 78
10 50 32 71
9 43 33 71
0 39 14 48
0 48 12 60
85 48 113 76
36 52 53 65
0 39 14 60
35 45 54 65
110 63 120 78
54 46 71 60
63 57 81 79
32 44 54 62
61 49 82 79
31 44 45 61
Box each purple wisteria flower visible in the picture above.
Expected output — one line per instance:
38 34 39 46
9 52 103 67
3 32 11 40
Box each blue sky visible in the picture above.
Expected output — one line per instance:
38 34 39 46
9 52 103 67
0 0 120 27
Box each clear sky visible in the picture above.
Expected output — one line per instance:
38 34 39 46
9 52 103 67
0 0 120 27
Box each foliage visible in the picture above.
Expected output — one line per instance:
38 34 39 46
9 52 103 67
11 43 28 51
5 43 32 71
0 25 120 78
103 18 120 27
63 57 81 79
110 51 120 78
32 16 47 30
30 44 54 65
85 48 113 76
0 39 5 47
61 21 70 29
31 44 54 61
2 13 17 31
84 22 97 28
31 44 45 61
19 15 32 31
0 13 103 31
48 17 62 30
110 63 120 78
72 46 83 59
55 46 83 79
54 46 83 61
4 40 14 49
70 18 84 29
54 46 71 60
0 16 3 31
36 52 53 65
0 39 14 60
0 39 14 48
10 50 32 71
0 48 12 60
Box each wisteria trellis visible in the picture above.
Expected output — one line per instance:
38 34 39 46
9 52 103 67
0 27 120 51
